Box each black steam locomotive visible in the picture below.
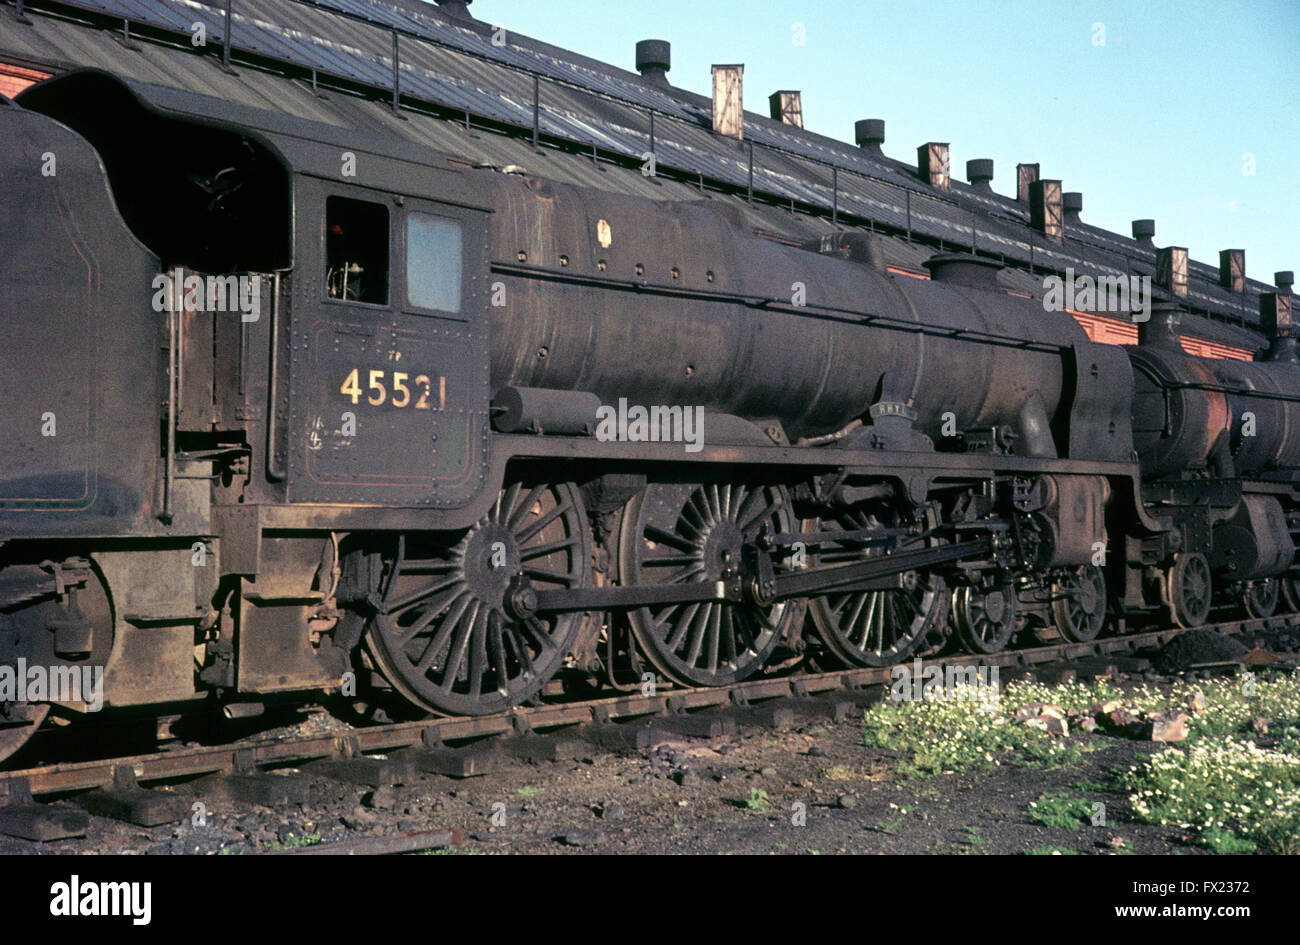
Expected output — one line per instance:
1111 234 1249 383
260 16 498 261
1 68 1296 762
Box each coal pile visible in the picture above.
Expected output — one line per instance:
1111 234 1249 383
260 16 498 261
1153 631 1248 674
1234 625 1300 652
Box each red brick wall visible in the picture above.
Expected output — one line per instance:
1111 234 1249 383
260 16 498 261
889 268 1255 362
0 62 50 98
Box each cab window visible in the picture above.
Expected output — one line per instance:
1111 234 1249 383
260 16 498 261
326 196 389 305
406 212 462 314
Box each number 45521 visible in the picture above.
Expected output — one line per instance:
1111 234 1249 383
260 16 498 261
340 369 443 409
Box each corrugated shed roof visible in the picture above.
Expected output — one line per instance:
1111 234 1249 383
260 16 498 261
0 0 1279 343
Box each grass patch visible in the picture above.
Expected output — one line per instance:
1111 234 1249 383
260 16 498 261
745 788 771 812
863 674 1300 779
1072 780 1110 793
1029 792 1094 830
1123 737 1300 854
861 679 1086 777
1123 673 1300 742
1115 676 1300 855
1198 828 1257 854
515 785 540 799
871 802 914 835
862 674 1300 850
1024 846 1078 855
260 833 322 851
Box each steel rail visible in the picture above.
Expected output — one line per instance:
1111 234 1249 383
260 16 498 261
1 613 1291 800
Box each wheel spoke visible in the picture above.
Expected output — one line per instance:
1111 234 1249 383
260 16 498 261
383 535 407 599
524 566 577 587
520 616 558 656
720 607 738 664
734 487 768 530
507 484 546 530
387 575 461 616
645 524 698 553
842 592 869 637
873 594 887 654
666 564 706 585
664 602 701 651
644 553 699 567
683 604 709 667
487 612 510 694
422 591 473 649
466 604 488 696
438 616 475 691
400 587 462 647
856 591 877 652
505 618 535 680
495 482 521 524
731 607 756 651
707 484 723 520
704 604 721 672
515 499 570 544
396 587 464 644
413 614 458 674
398 561 459 574
520 536 581 560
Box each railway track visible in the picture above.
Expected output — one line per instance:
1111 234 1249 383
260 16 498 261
1 613 1290 818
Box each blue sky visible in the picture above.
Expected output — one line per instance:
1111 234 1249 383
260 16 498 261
464 0 1298 281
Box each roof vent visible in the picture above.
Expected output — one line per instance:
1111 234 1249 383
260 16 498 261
768 90 802 128
854 119 885 155
1261 293 1295 362
711 64 744 139
1132 219 1156 248
635 40 670 87
1139 301 1184 348
1219 249 1246 294
966 159 993 192
917 142 950 189
922 253 1002 288
1156 246 1189 298
802 232 885 270
1029 179 1063 241
1063 192 1083 224
434 0 473 20
1016 163 1039 203
1276 271 1295 292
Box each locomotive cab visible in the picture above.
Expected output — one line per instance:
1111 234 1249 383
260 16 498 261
16 70 291 274
286 175 491 510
